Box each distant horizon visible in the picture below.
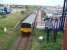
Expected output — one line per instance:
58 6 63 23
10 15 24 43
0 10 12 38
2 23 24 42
0 0 64 6
0 3 63 7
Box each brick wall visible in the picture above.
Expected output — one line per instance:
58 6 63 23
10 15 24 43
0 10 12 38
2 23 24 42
63 17 67 50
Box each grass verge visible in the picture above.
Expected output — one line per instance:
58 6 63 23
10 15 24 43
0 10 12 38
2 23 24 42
31 29 63 50
0 9 33 50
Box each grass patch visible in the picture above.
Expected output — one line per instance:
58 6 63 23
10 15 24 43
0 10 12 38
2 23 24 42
2 32 17 50
31 29 63 50
0 31 5 37
0 12 25 30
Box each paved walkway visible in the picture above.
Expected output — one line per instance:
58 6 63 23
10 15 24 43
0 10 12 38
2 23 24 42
36 10 45 29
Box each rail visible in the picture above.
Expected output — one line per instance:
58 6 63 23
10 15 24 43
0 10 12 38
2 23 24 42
10 35 32 50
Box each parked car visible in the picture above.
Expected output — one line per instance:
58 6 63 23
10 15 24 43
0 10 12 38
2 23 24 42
0 7 6 15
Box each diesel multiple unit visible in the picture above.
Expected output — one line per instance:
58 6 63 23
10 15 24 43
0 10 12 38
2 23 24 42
20 13 36 36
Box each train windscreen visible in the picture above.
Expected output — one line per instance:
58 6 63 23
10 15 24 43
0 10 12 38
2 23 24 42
21 23 31 28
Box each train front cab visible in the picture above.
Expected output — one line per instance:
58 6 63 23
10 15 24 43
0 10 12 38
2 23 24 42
20 23 32 36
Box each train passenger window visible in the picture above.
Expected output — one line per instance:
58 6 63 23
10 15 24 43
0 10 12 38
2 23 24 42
21 23 31 28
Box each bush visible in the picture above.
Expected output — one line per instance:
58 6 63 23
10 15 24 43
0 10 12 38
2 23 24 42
21 11 25 14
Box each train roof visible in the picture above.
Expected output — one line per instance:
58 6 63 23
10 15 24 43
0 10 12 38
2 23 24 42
22 13 36 24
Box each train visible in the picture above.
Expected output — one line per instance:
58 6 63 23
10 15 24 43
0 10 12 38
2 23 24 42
20 13 37 36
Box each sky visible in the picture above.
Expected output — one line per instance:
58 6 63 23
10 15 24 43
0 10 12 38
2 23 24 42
0 0 64 6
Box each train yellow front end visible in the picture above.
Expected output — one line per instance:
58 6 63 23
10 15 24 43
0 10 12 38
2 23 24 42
20 28 32 33
20 23 32 36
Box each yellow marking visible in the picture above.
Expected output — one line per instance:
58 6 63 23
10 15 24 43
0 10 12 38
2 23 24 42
20 28 32 32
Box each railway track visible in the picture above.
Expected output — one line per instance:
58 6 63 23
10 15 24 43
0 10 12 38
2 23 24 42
11 35 32 50
10 11 37 50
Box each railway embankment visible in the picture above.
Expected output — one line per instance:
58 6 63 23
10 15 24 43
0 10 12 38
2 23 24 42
0 9 33 50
